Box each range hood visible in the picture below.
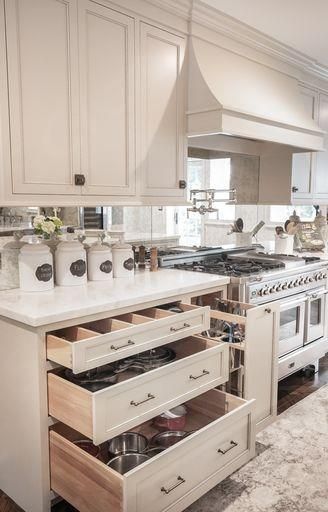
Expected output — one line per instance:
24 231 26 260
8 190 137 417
188 37 325 151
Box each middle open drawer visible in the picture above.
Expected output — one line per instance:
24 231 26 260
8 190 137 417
48 336 229 444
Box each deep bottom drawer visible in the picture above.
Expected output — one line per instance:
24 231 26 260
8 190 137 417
50 389 255 512
278 338 328 380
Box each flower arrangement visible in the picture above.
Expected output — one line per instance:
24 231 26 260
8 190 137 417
33 215 63 239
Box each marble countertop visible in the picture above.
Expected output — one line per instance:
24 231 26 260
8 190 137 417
0 269 229 328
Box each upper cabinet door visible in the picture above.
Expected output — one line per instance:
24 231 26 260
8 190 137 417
139 23 186 198
79 1 135 196
5 0 81 195
313 93 328 199
291 86 317 200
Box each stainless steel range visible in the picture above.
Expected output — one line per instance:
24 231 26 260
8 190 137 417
166 246 328 376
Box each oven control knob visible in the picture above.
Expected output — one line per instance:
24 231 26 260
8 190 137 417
294 279 300 287
299 278 305 285
288 281 295 288
282 283 288 290
276 284 282 291
308 277 314 283
259 287 269 296
304 277 310 284
269 286 276 293
314 274 320 281
322 273 327 279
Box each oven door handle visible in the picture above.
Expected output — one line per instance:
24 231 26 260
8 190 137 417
280 297 307 311
306 290 328 300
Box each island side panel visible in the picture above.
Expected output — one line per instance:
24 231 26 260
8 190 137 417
0 317 50 512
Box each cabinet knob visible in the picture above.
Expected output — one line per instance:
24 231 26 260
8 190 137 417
74 174 86 186
179 180 187 189
292 186 299 193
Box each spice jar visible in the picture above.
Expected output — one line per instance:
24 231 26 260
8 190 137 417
18 243 54 292
88 242 113 281
112 241 134 278
55 241 87 286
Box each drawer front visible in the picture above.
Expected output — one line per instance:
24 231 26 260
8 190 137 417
47 305 210 373
134 417 249 512
50 391 255 512
94 344 229 443
278 338 328 380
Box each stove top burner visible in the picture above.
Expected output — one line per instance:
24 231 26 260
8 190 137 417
174 256 284 277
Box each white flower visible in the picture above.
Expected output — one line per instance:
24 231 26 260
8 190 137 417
33 215 45 228
41 220 56 234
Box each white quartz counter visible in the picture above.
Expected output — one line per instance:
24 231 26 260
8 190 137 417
0 269 229 327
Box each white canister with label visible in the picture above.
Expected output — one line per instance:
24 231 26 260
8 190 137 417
112 242 134 278
88 243 113 281
19 244 54 292
55 241 87 286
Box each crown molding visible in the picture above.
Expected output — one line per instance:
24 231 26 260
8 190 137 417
144 0 192 19
190 1 328 81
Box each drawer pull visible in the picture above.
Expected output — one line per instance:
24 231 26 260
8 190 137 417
217 440 238 454
130 393 155 407
110 340 135 351
161 476 185 495
288 362 295 369
170 323 191 332
189 369 210 380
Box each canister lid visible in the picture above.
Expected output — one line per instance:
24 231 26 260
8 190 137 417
56 241 85 252
89 242 112 253
20 243 51 254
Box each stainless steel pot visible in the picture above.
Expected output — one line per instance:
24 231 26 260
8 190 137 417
107 453 150 474
108 432 148 456
150 430 187 448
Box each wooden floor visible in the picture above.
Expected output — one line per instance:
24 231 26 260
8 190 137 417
1 354 328 512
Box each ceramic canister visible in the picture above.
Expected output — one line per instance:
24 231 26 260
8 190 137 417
88 242 113 281
112 242 134 278
2 233 26 289
18 243 54 292
55 241 87 286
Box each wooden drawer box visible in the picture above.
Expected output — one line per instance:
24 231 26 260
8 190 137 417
50 389 255 512
48 336 229 444
46 304 210 373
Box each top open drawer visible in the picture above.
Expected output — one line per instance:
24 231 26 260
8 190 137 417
46 304 210 373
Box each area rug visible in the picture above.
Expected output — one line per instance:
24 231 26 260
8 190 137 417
186 384 328 512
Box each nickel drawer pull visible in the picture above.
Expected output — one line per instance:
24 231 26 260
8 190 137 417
161 476 185 495
110 340 135 351
130 393 155 407
189 369 210 380
218 440 238 454
170 323 190 332
288 362 295 369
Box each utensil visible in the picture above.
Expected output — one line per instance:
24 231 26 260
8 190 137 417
251 220 265 237
151 430 188 448
235 218 244 233
107 453 150 474
108 432 148 457
275 226 284 237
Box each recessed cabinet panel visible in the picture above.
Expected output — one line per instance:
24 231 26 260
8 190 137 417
140 23 186 197
292 87 316 200
79 1 135 195
314 93 328 198
5 0 80 194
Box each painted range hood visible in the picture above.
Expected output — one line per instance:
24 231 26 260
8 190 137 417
188 37 325 151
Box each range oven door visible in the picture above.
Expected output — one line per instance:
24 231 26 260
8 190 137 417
279 295 306 357
304 288 327 345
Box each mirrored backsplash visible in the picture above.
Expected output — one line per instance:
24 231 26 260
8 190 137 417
0 204 323 249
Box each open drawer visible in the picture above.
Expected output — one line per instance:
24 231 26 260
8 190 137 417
48 336 229 444
192 296 280 431
46 303 210 373
50 389 255 512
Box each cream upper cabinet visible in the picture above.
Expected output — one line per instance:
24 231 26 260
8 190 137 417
139 23 186 198
4 0 81 195
78 1 135 196
291 86 317 201
313 93 328 200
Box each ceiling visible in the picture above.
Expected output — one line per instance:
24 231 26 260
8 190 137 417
203 0 328 68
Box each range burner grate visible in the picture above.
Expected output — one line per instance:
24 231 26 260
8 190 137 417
174 257 283 277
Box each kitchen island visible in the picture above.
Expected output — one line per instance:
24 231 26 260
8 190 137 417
2 269 258 512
